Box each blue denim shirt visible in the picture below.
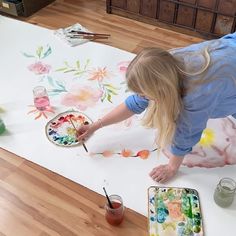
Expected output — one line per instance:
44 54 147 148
125 33 236 156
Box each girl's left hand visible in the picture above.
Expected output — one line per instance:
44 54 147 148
149 164 178 183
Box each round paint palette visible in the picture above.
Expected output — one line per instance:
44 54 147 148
45 111 92 147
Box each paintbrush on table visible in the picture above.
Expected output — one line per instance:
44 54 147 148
69 30 110 37
68 35 109 40
69 117 88 152
68 30 110 40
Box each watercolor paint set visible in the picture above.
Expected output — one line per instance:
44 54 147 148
148 186 204 236
45 111 92 147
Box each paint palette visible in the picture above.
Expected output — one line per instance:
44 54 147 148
148 187 204 236
45 111 92 147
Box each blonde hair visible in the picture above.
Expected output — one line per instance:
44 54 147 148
126 47 211 149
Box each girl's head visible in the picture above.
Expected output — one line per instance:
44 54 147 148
126 48 184 148
126 48 183 100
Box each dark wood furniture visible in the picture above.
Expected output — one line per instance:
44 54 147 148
0 0 54 16
106 0 236 38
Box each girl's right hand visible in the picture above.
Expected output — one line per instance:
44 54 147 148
76 123 99 142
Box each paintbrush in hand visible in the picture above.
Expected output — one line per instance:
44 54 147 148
69 117 88 152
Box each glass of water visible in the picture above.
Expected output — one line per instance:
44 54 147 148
33 86 50 111
214 177 236 208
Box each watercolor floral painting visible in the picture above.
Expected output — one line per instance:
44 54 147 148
24 45 236 168
61 85 102 110
183 117 236 168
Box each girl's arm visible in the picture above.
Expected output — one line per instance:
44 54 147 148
93 103 135 129
77 103 134 141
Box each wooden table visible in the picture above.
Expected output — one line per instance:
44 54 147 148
0 148 147 236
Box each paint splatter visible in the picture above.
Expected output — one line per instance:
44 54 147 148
91 148 157 159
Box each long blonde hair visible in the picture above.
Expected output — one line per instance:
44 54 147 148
126 47 210 149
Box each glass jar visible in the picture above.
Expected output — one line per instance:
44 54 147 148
105 194 125 226
214 178 236 207
33 86 50 111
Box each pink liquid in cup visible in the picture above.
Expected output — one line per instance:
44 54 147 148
34 96 50 110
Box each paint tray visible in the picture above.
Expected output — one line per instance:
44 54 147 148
148 186 204 236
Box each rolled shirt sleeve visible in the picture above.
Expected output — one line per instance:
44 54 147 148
171 82 222 156
125 94 149 114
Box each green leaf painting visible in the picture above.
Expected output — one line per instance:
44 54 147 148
56 59 90 78
22 45 52 59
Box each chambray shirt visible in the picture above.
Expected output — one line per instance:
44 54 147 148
125 33 236 156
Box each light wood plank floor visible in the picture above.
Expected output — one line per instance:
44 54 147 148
19 0 204 53
0 149 147 236
0 0 205 235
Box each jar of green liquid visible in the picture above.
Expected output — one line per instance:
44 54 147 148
214 178 236 207
0 118 6 134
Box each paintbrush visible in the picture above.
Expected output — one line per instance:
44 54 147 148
68 35 109 40
69 117 88 152
103 187 114 209
69 30 110 37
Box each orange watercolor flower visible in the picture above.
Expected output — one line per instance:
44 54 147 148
89 67 109 81
121 149 133 158
102 150 113 157
136 150 150 159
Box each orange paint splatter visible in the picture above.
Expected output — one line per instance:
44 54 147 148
136 150 150 159
121 149 133 158
102 150 113 157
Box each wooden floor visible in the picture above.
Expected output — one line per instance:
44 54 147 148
0 1 205 235
19 0 203 53
0 149 147 236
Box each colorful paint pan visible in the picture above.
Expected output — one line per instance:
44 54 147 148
148 187 204 236
45 110 92 147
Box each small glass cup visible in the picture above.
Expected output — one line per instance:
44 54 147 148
105 194 125 226
214 177 236 208
33 86 50 111
0 118 6 135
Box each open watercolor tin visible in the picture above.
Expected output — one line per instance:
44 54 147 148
148 186 204 236
45 110 93 147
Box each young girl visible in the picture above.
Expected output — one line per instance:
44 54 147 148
77 33 236 183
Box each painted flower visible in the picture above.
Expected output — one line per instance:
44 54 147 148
61 85 102 110
121 149 133 157
88 67 110 81
102 150 113 157
27 105 54 120
136 150 150 159
198 128 215 146
117 61 130 74
28 61 51 75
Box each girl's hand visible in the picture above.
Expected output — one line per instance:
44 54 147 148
149 150 184 183
149 164 178 183
76 123 99 142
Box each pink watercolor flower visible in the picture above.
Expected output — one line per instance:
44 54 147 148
117 61 130 74
61 85 102 110
28 62 51 75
